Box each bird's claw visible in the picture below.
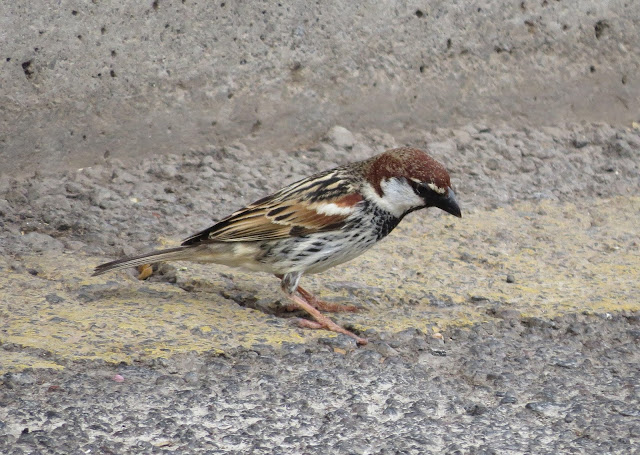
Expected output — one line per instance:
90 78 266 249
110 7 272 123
294 318 368 345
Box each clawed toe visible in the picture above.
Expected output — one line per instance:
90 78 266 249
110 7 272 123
297 286 359 313
276 276 367 345
286 293 368 345
293 317 368 345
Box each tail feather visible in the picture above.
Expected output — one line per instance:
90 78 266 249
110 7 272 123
92 246 195 276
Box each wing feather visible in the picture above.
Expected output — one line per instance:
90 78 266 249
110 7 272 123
181 169 363 245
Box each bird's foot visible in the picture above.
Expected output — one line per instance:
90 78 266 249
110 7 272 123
294 318 368 346
310 300 359 313
275 275 359 313
287 293 367 345
285 286 359 313
281 300 358 313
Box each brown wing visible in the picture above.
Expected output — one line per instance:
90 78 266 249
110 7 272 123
181 169 363 245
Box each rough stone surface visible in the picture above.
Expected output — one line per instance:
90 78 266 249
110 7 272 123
1 1 639 174
0 314 638 454
1 2 639 452
1 122 638 258
0 123 638 453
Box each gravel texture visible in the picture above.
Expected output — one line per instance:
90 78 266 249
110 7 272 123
1 123 639 453
1 122 638 257
1 313 639 454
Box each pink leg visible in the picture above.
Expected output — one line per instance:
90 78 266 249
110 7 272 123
282 286 359 313
274 275 358 313
286 293 368 345
297 286 359 313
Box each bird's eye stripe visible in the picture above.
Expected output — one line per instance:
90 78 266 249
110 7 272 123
427 183 446 194
409 180 447 196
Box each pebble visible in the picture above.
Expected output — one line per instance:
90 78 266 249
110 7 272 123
371 341 399 358
429 348 447 357
553 358 580 369
183 372 199 384
0 199 13 216
319 335 358 351
45 293 65 304
21 232 64 252
627 329 640 340
465 403 488 416
326 125 355 149
525 401 565 418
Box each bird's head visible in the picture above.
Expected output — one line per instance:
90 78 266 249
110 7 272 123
363 147 461 219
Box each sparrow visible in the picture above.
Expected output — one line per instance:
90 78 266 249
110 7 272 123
93 147 462 345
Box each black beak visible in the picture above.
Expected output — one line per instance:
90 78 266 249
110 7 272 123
437 188 462 218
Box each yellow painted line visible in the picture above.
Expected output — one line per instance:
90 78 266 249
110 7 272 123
0 350 65 372
1 196 638 372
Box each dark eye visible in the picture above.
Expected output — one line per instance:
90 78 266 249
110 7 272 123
417 182 431 196
411 181 431 197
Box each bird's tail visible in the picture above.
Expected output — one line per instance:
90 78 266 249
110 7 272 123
92 246 196 276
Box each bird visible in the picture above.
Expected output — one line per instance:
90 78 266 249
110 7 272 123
93 147 462 345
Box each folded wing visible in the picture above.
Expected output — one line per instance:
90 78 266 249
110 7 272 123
182 169 363 245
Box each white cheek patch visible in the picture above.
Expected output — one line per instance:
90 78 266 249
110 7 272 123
314 202 355 216
362 178 424 218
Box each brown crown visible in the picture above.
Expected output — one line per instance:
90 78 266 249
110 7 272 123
363 147 452 196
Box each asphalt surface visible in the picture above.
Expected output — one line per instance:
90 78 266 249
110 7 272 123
0 123 639 453
1 313 639 454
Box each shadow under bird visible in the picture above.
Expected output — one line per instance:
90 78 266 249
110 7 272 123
94 147 462 345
